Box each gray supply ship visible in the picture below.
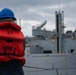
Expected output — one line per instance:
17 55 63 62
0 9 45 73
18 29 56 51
23 10 76 75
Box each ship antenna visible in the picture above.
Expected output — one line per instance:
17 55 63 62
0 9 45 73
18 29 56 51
58 0 61 13
19 18 21 27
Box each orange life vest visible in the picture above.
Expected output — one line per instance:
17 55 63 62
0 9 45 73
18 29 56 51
0 22 25 65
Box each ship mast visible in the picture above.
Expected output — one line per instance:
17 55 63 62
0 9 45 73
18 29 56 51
55 10 64 53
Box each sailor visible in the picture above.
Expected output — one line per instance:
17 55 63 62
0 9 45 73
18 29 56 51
0 8 25 75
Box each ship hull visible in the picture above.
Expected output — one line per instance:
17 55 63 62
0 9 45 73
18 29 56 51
23 49 76 75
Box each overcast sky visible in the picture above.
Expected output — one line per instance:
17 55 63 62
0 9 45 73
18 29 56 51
0 0 76 36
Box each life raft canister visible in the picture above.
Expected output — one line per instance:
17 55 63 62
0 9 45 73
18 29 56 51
0 22 25 65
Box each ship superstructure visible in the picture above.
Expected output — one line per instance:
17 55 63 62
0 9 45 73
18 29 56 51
23 11 76 75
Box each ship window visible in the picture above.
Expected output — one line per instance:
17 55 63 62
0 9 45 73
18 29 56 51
43 50 52 54
35 45 39 47
70 49 74 53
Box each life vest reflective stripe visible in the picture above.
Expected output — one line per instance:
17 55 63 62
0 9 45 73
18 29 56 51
0 22 25 65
